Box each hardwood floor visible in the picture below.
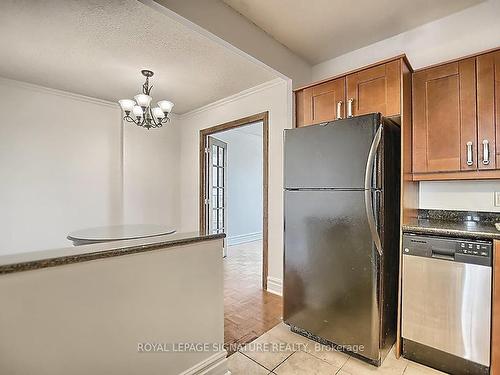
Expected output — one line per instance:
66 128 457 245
224 240 282 355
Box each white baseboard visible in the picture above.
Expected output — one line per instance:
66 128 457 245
227 232 262 246
266 277 283 296
179 350 228 375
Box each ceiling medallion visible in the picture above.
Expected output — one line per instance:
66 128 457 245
118 70 174 129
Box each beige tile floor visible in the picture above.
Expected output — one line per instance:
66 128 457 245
227 322 448 375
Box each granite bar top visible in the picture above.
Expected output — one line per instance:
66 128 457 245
0 231 225 275
402 209 500 240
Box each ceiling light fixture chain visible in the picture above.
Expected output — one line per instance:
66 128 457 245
118 70 174 130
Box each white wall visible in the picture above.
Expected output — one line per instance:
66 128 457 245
123 116 180 228
215 122 263 244
0 78 122 254
420 180 500 212
178 78 291 291
312 0 500 81
0 78 180 255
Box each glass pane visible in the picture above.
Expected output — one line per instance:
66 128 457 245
212 166 218 186
212 145 217 165
212 210 217 232
218 189 224 208
212 187 217 207
218 210 223 229
218 147 224 166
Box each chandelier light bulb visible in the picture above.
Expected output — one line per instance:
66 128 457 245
132 105 143 118
118 70 173 129
134 94 152 108
157 100 174 114
118 99 135 113
152 107 165 119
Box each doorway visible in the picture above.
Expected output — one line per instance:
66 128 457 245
200 112 282 353
199 112 269 289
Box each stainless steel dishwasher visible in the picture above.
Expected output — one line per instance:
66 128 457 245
402 233 492 375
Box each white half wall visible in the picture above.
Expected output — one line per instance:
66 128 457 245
0 77 181 255
178 78 291 285
215 122 263 244
420 180 500 212
0 239 227 375
312 0 500 81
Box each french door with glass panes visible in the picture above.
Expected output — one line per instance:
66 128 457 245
205 136 227 256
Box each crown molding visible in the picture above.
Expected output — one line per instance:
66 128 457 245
0 76 119 109
179 78 285 120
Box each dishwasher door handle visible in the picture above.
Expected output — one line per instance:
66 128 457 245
431 252 455 261
431 247 455 261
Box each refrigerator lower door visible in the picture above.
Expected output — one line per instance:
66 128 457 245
284 190 381 362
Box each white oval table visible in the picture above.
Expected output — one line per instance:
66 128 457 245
67 224 176 246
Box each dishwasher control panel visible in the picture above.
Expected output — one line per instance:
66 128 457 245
456 241 491 257
403 233 492 267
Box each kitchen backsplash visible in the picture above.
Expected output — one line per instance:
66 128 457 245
419 180 500 213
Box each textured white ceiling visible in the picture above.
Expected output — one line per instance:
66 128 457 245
223 0 484 64
0 0 277 114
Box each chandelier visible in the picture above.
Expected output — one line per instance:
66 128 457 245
118 70 174 129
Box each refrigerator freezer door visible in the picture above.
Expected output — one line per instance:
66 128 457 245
283 190 380 361
284 114 379 189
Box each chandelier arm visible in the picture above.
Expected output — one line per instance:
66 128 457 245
148 107 157 126
149 107 163 127
123 115 140 126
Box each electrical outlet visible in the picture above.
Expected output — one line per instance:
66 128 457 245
495 192 500 207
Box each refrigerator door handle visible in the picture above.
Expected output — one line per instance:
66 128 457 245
364 125 383 256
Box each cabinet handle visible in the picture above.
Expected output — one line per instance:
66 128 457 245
483 140 490 165
466 141 473 166
336 101 343 120
347 98 354 118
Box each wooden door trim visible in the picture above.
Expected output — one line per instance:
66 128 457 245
199 112 269 290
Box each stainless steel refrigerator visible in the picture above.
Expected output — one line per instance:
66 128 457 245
283 113 400 366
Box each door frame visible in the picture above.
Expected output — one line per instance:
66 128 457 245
199 111 269 290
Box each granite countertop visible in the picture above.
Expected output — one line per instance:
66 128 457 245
402 209 500 240
0 231 225 275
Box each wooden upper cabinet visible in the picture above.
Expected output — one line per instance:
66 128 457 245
477 50 500 169
294 57 406 128
412 58 477 174
346 60 401 117
296 77 345 127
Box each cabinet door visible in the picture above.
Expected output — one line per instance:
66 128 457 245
298 77 345 127
477 51 500 169
346 60 401 117
412 59 477 173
